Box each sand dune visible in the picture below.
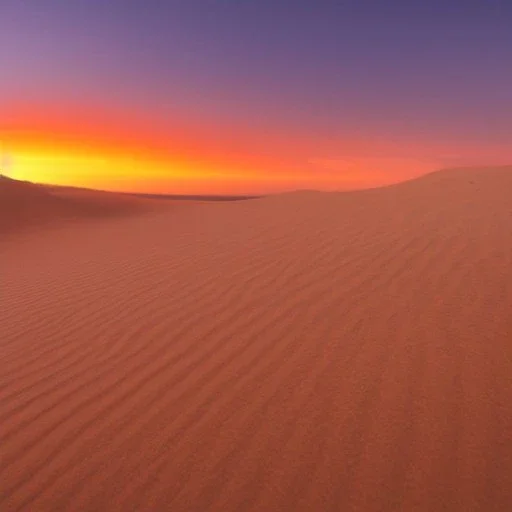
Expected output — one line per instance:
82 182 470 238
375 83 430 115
1 166 512 511
0 176 170 235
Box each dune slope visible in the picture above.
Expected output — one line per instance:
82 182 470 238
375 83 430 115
0 176 164 235
1 167 512 511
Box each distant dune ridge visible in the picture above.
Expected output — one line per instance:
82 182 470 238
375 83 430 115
0 175 173 235
1 166 512 511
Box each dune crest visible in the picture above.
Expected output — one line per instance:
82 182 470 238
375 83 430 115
0 176 169 235
1 167 511 511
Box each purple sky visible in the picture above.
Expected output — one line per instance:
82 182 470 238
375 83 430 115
1 0 511 192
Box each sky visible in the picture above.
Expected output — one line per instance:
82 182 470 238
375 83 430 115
1 0 511 194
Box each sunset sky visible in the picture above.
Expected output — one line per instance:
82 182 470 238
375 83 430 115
1 0 511 194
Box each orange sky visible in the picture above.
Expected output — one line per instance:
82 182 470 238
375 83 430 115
2 2 512 196
1 102 511 195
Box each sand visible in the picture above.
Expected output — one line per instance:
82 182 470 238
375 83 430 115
1 166 511 511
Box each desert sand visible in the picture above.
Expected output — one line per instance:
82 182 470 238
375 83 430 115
1 167 511 511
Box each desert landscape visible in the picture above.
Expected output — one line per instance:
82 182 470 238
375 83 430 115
1 166 511 511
